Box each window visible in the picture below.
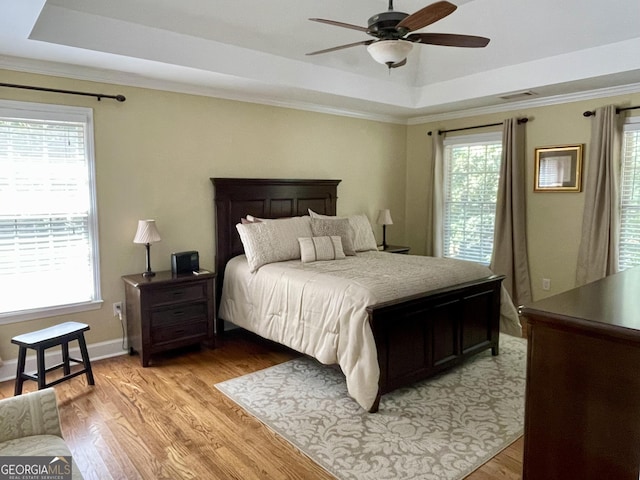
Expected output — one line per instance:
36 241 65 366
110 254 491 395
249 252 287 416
0 100 101 323
443 133 502 265
619 118 640 271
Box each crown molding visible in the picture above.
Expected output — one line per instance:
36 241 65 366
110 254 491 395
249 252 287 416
406 82 640 125
2 55 640 128
0 55 407 125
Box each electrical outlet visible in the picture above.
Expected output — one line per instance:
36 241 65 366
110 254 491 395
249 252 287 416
542 278 551 291
112 301 123 317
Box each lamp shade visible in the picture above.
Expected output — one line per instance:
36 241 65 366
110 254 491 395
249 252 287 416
377 209 393 226
133 219 161 244
367 40 413 66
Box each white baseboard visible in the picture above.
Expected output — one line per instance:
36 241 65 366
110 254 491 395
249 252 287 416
0 338 129 383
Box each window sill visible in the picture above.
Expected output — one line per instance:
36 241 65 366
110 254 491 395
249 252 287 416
0 300 104 325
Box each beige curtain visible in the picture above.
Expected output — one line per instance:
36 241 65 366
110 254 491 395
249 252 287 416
576 105 622 285
431 132 445 257
490 118 532 306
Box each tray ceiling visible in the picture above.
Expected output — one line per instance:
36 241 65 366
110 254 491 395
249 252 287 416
1 0 639 121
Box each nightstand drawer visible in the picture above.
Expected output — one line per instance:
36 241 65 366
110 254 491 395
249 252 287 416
152 320 208 344
148 283 206 306
151 303 207 327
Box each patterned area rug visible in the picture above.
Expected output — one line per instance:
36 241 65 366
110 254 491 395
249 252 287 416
216 335 527 480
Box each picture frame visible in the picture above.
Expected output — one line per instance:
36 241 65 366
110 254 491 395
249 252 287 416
534 144 584 192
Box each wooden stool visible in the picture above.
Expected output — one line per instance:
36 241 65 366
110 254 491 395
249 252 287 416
12 321 95 395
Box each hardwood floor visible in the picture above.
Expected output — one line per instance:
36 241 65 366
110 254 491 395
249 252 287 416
0 331 523 479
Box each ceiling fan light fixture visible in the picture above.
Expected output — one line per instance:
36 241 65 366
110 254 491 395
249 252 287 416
367 40 413 66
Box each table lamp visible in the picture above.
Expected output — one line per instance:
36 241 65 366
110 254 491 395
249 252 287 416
376 209 393 249
133 219 161 277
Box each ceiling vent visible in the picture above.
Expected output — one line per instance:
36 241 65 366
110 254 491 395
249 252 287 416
499 90 537 100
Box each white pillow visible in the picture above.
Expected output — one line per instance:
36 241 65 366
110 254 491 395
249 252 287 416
308 209 332 220
310 217 356 255
236 216 312 272
347 213 379 252
308 209 378 252
246 215 307 223
298 236 346 263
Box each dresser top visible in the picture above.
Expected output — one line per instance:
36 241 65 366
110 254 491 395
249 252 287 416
522 266 640 338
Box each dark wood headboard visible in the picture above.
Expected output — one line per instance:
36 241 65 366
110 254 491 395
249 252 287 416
211 178 341 304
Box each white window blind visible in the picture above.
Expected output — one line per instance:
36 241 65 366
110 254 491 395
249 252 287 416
620 120 640 271
443 133 502 265
0 101 101 322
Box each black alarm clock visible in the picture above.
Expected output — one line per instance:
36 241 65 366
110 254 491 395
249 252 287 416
171 251 199 275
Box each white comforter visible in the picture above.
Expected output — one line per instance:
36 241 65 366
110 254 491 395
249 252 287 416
219 251 521 411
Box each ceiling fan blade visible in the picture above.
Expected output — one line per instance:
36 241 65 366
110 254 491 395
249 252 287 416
309 18 368 33
390 58 407 69
407 33 490 48
306 40 374 56
396 1 457 32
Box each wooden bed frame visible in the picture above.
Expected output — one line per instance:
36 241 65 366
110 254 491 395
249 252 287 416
211 178 503 412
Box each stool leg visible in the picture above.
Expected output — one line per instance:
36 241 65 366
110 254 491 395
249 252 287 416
36 346 46 390
77 334 95 386
14 347 27 396
62 341 71 375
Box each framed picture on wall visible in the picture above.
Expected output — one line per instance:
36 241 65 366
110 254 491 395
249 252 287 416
534 144 584 192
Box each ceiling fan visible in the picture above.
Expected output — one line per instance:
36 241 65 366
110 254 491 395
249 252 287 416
306 0 490 69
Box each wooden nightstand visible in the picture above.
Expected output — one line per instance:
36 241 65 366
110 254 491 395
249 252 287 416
382 245 410 254
122 270 215 367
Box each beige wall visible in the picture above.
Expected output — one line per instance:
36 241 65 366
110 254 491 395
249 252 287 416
0 69 407 362
2 66 639 364
406 91 640 302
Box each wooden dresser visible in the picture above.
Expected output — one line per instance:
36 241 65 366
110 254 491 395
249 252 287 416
122 270 215 367
520 267 640 480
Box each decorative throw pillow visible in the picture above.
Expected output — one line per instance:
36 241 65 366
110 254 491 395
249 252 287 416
310 217 356 255
308 209 378 252
236 216 313 272
298 236 346 263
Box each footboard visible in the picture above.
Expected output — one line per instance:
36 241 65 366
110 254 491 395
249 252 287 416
366 275 504 412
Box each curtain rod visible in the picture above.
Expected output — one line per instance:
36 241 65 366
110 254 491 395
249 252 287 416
582 105 640 117
0 82 126 102
427 117 528 136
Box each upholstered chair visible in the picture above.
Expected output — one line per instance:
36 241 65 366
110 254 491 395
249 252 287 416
0 388 83 479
